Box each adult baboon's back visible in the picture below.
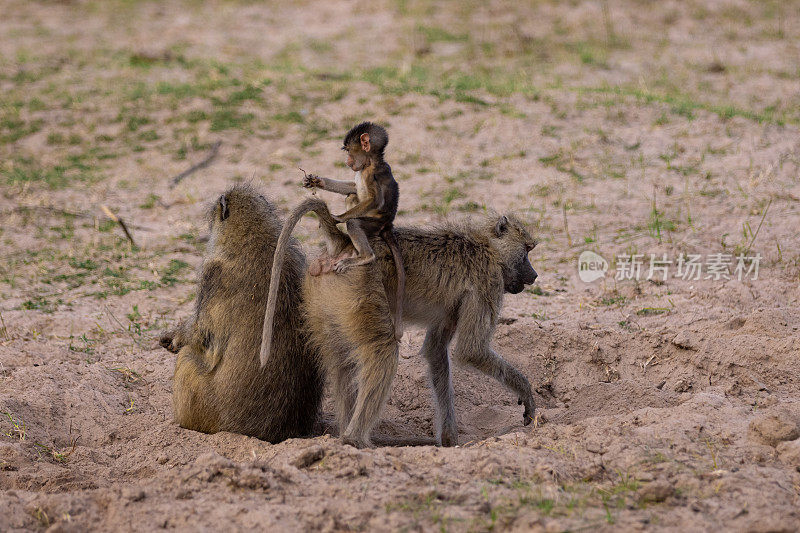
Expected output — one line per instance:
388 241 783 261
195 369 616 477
161 184 322 442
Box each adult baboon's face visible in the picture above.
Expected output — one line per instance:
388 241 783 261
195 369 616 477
493 215 538 294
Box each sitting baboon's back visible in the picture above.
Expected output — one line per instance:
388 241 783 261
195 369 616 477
163 184 322 442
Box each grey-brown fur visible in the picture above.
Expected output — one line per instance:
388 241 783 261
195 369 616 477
305 210 539 447
367 214 539 446
163 185 537 448
160 184 323 442
303 256 398 448
258 195 396 448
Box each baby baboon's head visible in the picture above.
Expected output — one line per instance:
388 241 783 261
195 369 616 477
342 121 388 170
207 183 279 251
489 214 538 294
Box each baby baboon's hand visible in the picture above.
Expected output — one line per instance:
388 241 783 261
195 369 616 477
302 173 323 189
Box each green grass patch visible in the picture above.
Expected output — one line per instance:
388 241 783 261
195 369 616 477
572 85 791 125
417 25 468 43
161 259 190 286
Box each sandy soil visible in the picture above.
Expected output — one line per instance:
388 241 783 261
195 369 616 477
1 0 799 531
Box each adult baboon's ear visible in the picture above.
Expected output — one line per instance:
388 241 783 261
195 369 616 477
219 195 230 221
494 215 509 237
360 132 371 153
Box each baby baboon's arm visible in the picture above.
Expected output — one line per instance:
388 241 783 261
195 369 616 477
303 174 357 196
333 175 381 222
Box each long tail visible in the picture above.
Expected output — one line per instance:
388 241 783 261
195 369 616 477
380 225 405 340
260 197 335 368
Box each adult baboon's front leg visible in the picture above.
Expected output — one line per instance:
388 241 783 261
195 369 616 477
420 320 458 446
451 297 535 426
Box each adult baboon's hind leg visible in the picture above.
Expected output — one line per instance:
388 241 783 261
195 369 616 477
342 335 399 448
420 320 458 446
330 360 358 437
451 296 535 426
172 347 220 433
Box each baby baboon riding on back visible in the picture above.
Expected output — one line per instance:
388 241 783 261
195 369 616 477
261 122 404 367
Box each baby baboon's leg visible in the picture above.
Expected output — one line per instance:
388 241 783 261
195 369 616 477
451 297 535 426
342 339 399 448
334 219 376 273
420 320 458 446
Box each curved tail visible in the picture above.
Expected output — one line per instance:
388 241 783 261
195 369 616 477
259 197 335 368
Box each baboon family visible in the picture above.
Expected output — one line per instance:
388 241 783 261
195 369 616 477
161 123 539 448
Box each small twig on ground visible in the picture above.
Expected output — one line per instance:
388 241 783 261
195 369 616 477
562 204 572 246
744 198 772 255
100 205 136 247
104 305 149 349
3 205 154 231
169 140 222 188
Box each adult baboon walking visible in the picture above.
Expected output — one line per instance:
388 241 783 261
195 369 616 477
305 213 538 447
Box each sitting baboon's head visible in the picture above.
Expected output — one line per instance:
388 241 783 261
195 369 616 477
207 183 279 251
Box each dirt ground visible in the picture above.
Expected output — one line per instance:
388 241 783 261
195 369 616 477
1 0 800 531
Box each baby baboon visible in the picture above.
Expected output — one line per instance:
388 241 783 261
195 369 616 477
306 212 539 447
303 122 405 338
160 184 323 442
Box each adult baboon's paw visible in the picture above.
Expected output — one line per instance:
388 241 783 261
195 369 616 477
159 332 178 353
520 395 535 426
341 434 371 449
440 428 458 447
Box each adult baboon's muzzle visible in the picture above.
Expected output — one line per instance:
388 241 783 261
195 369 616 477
521 260 538 285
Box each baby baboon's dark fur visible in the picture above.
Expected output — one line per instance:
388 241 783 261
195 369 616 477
160 184 323 442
